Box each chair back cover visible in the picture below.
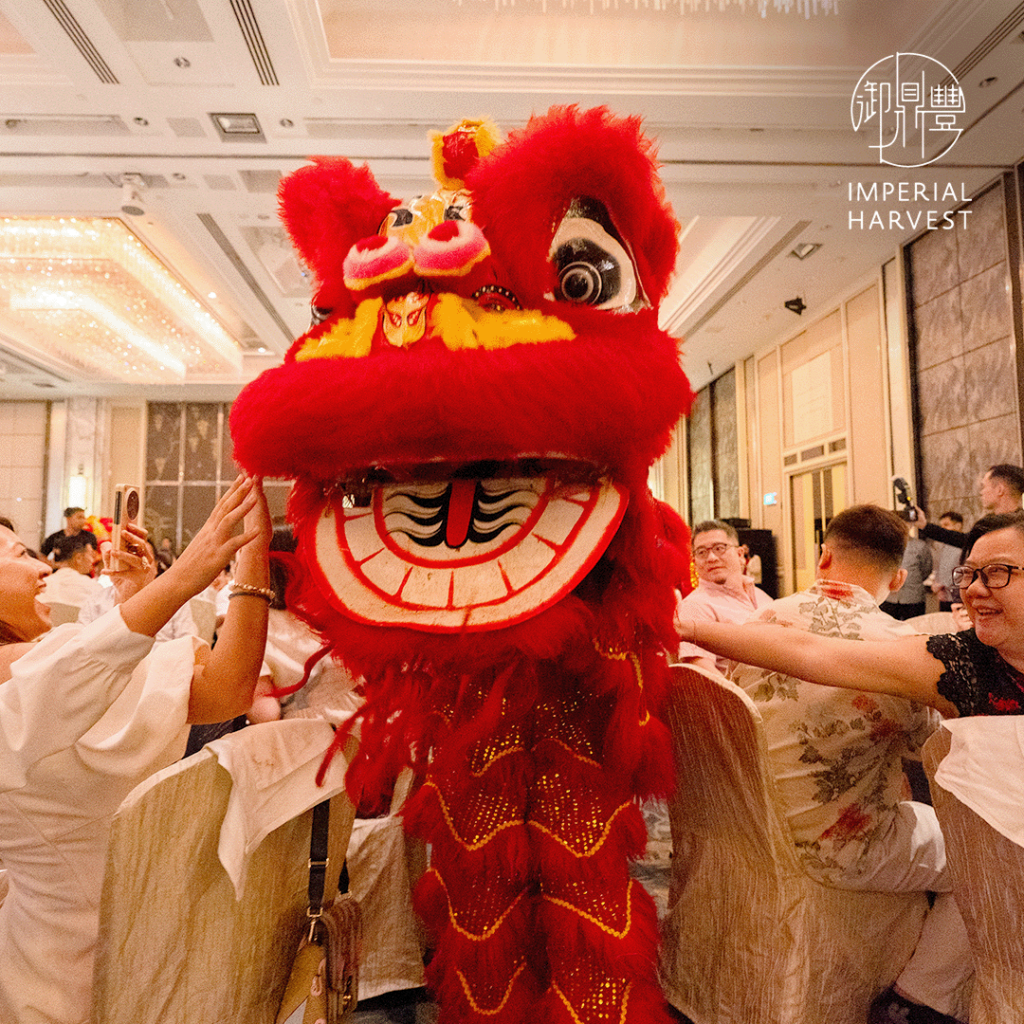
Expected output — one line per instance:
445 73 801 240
189 596 218 644
903 611 957 635
661 664 928 1024
923 728 1024 1024
93 722 356 1024
46 601 81 626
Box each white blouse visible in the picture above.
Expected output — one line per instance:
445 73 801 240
0 609 196 1024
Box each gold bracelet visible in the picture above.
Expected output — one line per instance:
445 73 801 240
228 583 274 602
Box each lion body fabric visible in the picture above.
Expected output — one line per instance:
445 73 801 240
231 105 693 1023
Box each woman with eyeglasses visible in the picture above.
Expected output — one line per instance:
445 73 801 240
0 476 270 1024
676 511 1024 718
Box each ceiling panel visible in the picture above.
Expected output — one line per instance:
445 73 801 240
0 0 1017 397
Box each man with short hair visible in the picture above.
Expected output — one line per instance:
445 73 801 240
40 532 103 608
730 504 971 1024
675 519 771 674
918 463 1024 550
40 506 92 559
978 462 1024 514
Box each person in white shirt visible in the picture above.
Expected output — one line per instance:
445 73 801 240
77 541 199 643
0 476 271 1024
39 532 103 609
726 504 971 1024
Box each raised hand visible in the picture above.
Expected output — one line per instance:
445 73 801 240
103 521 157 603
169 476 267 597
118 477 270 639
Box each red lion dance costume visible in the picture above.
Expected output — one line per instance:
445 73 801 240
232 106 693 1023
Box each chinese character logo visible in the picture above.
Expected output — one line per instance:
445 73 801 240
851 53 965 168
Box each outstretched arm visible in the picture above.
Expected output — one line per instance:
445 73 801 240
186 480 272 724
679 617 960 717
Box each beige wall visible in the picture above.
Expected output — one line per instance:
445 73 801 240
847 284 892 510
662 270 902 597
0 401 48 545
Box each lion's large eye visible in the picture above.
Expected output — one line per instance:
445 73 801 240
549 197 642 311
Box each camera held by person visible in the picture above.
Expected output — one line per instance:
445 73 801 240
892 476 918 522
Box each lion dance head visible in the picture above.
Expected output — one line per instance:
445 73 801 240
232 105 692 1024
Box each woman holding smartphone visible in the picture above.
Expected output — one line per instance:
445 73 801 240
0 476 271 1024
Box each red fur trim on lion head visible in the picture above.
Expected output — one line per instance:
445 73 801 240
278 157 399 314
468 105 680 308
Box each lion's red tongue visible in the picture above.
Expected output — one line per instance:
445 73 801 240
446 478 477 549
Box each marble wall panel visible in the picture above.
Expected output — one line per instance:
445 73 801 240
687 391 713 524
963 338 1016 423
919 425 969 509
957 184 1006 281
147 403 181 482
183 403 220 482
967 413 1022 478
220 402 238 480
917 357 967 435
910 180 1021 529
181 484 218 548
914 287 962 370
909 225 959 305
144 484 179 544
960 262 1013 353
712 369 739 520
145 402 237 550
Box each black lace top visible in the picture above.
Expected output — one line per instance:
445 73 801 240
926 629 1024 716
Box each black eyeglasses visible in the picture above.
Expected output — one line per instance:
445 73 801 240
951 563 1024 589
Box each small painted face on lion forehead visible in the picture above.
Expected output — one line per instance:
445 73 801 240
231 106 694 1024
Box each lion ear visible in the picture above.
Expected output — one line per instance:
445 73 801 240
278 157 400 310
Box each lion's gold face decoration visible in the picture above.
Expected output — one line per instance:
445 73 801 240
231 107 693 1024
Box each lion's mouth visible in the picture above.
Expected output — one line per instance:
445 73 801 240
308 459 627 633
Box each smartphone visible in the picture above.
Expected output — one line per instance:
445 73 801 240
111 484 141 567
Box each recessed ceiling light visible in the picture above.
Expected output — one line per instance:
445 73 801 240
789 242 821 260
210 113 264 142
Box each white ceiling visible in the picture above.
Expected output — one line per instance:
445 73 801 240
0 0 1021 398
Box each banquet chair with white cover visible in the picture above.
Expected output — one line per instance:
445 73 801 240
660 663 929 1024
903 611 957 635
346 766 428 1001
923 726 1024 1024
189 596 218 644
45 601 81 626
92 719 357 1024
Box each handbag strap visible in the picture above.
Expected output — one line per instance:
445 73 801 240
307 798 331 936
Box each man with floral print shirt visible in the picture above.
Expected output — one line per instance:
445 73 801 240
730 505 972 1024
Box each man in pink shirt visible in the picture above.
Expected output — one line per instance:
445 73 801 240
675 519 772 674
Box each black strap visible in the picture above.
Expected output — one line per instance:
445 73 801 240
307 798 331 916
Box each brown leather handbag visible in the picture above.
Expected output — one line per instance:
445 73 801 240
277 800 362 1024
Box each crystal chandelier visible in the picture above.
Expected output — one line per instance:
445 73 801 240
0 217 242 384
454 0 839 15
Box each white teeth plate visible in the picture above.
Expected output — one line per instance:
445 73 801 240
311 476 627 632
